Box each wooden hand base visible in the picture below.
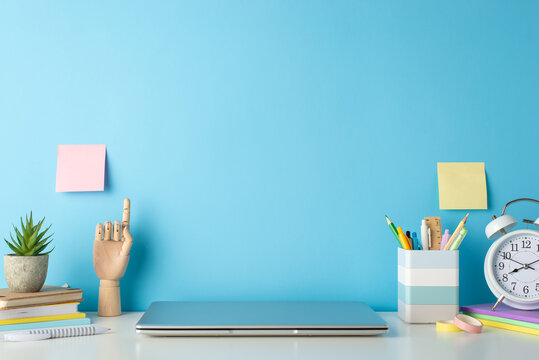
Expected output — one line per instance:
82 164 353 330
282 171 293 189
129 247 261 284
98 280 121 317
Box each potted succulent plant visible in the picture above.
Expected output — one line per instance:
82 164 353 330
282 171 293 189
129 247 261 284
4 212 54 292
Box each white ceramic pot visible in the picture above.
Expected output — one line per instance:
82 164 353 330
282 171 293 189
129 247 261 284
4 254 49 292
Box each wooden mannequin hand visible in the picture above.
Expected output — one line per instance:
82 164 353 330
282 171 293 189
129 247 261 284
93 198 132 316
93 199 133 280
93 227 132 280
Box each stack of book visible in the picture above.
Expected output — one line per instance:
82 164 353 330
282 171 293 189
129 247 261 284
461 303 538 336
0 285 89 332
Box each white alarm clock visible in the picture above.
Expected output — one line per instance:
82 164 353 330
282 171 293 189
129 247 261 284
484 198 539 310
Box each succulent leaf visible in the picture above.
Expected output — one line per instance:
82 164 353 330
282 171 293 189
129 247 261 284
5 213 54 256
35 225 51 243
20 217 26 235
34 240 53 255
13 225 23 243
39 247 55 256
5 239 23 255
10 233 20 248
14 227 29 253
33 218 44 235
27 232 39 250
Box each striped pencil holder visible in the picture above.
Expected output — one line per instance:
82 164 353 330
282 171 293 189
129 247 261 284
398 248 459 323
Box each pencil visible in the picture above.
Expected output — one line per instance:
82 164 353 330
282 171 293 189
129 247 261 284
443 213 469 250
386 215 404 248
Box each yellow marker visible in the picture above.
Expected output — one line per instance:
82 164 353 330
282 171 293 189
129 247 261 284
397 227 412 250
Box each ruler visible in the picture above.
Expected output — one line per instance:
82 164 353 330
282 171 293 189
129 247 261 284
424 217 442 250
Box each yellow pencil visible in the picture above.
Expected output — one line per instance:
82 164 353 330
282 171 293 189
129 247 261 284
443 213 469 250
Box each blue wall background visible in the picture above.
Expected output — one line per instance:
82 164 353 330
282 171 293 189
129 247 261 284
0 1 538 311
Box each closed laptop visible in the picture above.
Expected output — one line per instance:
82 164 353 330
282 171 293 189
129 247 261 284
136 301 389 336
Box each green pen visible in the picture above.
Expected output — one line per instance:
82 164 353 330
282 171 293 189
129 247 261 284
449 227 468 250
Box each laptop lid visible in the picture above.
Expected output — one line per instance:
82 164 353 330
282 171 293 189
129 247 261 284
136 301 389 336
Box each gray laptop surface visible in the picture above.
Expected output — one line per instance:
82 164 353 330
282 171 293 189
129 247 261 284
136 301 389 336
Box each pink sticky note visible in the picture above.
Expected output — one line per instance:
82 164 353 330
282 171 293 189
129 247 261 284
56 145 106 192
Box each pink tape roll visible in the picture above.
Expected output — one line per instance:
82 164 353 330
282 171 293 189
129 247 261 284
453 314 483 334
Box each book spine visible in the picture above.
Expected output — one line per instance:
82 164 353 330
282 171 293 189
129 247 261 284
463 312 539 330
0 312 85 326
479 318 539 336
460 306 539 324
0 303 80 321
0 317 91 332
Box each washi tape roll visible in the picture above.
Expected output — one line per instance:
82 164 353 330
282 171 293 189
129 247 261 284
453 314 483 334
436 320 461 332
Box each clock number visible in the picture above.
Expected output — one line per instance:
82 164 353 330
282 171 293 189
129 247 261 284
498 262 504 270
502 252 511 260
523 286 529 294
502 274 508 282
521 240 531 249
536 283 539 292
511 244 518 251
511 282 516 291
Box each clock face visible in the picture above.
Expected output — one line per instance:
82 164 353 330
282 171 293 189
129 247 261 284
490 231 539 300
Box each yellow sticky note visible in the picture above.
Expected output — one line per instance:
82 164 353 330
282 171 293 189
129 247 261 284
437 162 487 210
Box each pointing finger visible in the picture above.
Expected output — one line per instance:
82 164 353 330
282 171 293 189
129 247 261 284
104 221 112 241
113 220 121 241
95 223 103 242
120 227 133 256
122 198 130 231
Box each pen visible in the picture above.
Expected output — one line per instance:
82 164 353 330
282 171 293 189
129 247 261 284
1 325 109 342
440 229 451 250
449 227 468 250
385 215 404 248
412 232 420 250
420 220 429 250
443 213 469 250
406 231 413 249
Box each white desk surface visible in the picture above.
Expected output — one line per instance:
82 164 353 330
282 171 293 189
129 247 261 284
1 312 537 360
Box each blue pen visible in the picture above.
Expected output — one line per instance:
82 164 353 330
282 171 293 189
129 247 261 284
412 232 421 250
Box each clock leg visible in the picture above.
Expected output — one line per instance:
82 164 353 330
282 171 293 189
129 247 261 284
491 295 505 311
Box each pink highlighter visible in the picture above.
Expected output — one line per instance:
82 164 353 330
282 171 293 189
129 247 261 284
440 229 451 250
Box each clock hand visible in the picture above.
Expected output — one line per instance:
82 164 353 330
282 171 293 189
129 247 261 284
508 261 536 274
509 266 524 274
508 258 526 266
507 258 535 270
526 259 539 266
